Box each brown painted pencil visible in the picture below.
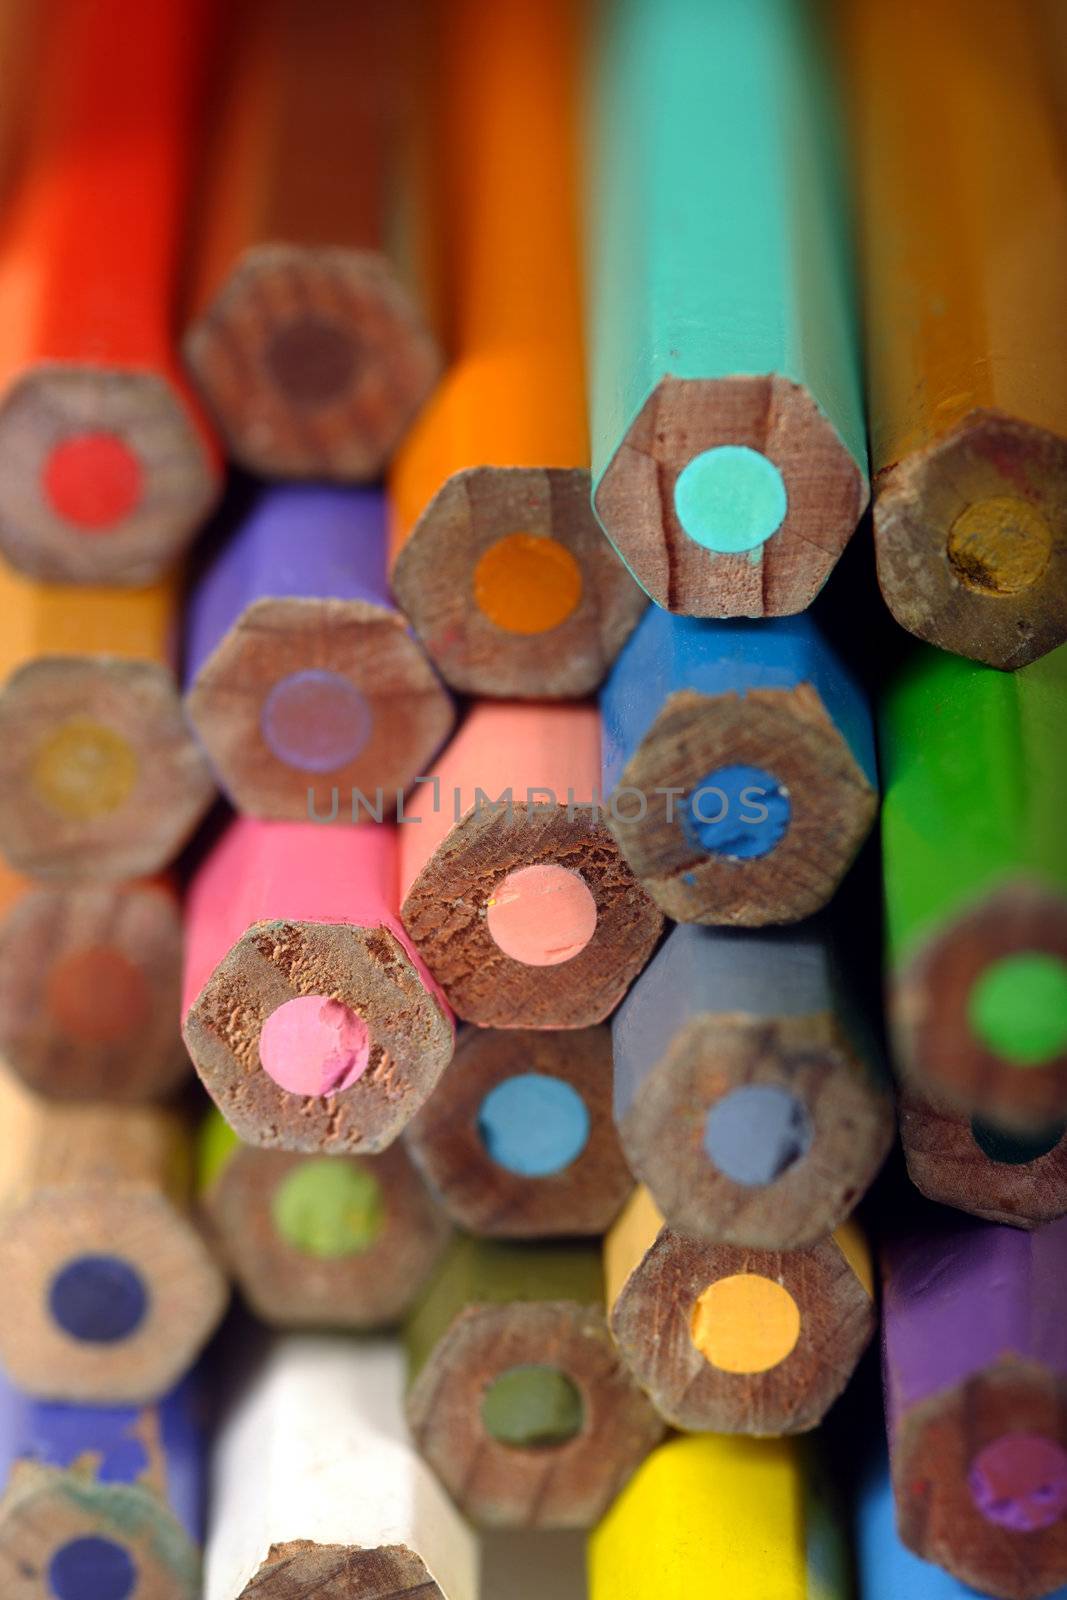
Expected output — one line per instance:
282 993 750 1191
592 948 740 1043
404 1025 632 1238
0 862 186 1101
183 0 440 481
0 1071 227 1403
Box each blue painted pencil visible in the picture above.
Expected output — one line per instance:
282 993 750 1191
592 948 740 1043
600 606 877 924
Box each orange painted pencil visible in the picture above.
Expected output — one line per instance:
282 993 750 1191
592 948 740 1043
840 0 1067 669
0 0 220 587
389 0 645 699
0 561 215 882
183 0 441 482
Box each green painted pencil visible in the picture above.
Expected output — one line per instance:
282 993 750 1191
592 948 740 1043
585 0 867 618
881 642 1067 1130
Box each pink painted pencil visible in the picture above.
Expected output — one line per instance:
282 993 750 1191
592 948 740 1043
182 818 454 1153
399 702 663 1028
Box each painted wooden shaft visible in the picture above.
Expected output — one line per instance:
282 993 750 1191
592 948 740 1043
0 565 215 882
0 0 219 586
586 0 867 618
183 0 440 480
881 642 1067 1129
601 606 877 924
0 1071 227 1404
883 1214 1067 1599
0 865 186 1101
605 1186 874 1435
182 818 454 1154
840 0 1067 669
480 1532 587 1600
199 1108 452 1329
0 1369 203 1600
404 1235 664 1528
899 1084 1067 1229
205 1336 479 1600
613 921 892 1248
589 1433 848 1600
185 485 453 820
399 701 663 1027
404 1023 632 1237
389 0 645 699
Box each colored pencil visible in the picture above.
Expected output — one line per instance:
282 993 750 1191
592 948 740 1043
0 864 186 1101
605 1186 874 1434
182 818 454 1154
585 0 867 618
204 1336 479 1600
199 1108 452 1329
840 0 1067 669
389 0 645 699
404 1235 664 1528
183 0 440 482
613 921 893 1247
404 1023 632 1238
601 608 877 924
883 1212 1067 1599
881 642 1067 1129
0 0 219 586
0 564 216 882
589 1434 849 1600
185 486 454 821
399 702 664 1027
899 1084 1067 1230
0 1370 202 1600
480 1533 586 1600
0 1071 227 1403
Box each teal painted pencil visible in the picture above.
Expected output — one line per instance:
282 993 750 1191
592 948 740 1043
586 0 867 618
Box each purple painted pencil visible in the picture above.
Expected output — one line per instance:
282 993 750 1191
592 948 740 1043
883 1213 1067 1600
185 486 454 821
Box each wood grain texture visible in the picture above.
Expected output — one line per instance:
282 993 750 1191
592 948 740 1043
403 1024 632 1237
840 0 1067 668
613 921 893 1247
606 1186 874 1434
0 0 219 584
0 870 186 1100
883 1215 1067 1599
183 820 454 1154
404 1236 664 1529
0 1070 227 1403
183 0 440 479
586 0 867 616
601 606 876 923
200 1112 452 1328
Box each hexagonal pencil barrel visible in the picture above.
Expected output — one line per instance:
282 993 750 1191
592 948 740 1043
605 1186 874 1436
399 702 664 1028
0 1071 227 1404
0 863 187 1102
585 0 867 619
601 607 877 925
589 1433 849 1600
184 486 454 821
182 818 454 1155
613 921 893 1248
0 0 220 586
389 0 645 700
0 565 216 882
182 0 440 482
881 643 1067 1130
198 1108 452 1331
838 0 1067 670
404 1235 663 1530
205 1336 479 1600
404 1024 632 1239
883 1213 1067 1600
0 1368 203 1600
898 1083 1067 1230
